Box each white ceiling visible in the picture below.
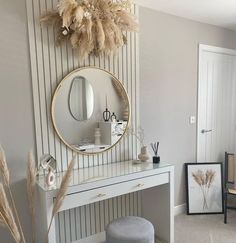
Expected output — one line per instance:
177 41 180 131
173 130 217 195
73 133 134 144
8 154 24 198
135 0 236 31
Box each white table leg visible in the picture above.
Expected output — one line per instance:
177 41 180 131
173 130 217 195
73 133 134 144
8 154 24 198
141 170 174 243
35 188 57 243
47 210 56 243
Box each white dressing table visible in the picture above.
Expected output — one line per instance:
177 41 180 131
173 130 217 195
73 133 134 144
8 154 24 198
35 161 174 243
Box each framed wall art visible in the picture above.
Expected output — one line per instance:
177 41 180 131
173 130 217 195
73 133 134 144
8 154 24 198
185 162 224 215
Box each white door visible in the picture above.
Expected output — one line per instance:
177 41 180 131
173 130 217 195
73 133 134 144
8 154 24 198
197 45 236 162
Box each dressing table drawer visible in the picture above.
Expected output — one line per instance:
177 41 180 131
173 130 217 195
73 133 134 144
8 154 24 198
59 172 169 212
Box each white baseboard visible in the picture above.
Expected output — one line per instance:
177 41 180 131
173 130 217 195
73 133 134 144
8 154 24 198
174 204 186 216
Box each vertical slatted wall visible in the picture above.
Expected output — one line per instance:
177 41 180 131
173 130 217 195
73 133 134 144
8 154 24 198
26 0 140 242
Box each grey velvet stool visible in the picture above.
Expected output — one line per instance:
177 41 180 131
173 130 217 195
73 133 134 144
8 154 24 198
106 216 155 243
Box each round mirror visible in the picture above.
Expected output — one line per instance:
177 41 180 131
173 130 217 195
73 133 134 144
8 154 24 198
52 67 130 154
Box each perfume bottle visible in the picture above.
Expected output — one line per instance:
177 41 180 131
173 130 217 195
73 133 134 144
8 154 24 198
111 112 117 122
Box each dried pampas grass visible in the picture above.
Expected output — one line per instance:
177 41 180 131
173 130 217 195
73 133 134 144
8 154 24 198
27 151 37 243
0 184 21 243
0 145 10 186
0 145 26 243
192 169 216 210
74 6 84 26
0 147 76 243
40 0 138 60
40 11 61 27
58 0 78 29
46 157 75 242
112 78 128 107
96 18 105 50
0 215 5 226
52 157 75 215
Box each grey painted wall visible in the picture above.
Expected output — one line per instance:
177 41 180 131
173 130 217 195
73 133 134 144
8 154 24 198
2 1 236 241
0 0 35 242
139 7 236 206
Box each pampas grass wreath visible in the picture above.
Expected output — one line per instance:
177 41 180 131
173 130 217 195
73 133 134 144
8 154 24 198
40 0 138 61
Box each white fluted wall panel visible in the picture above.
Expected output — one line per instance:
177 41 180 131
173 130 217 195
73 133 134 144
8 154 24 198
26 0 140 242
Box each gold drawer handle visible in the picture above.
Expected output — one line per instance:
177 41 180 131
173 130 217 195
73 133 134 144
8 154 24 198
137 183 144 187
97 193 107 198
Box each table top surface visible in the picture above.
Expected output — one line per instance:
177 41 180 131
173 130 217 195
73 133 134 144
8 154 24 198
36 160 172 192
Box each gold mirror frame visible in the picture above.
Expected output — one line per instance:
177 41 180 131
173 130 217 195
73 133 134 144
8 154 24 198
51 66 131 155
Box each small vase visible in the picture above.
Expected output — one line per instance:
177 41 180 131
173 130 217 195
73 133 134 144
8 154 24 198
138 146 150 162
111 113 117 122
94 128 101 145
45 168 56 187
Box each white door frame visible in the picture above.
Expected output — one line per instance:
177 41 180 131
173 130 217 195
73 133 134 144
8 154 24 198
197 44 236 162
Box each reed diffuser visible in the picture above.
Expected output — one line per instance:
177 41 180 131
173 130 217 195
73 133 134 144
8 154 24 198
150 142 160 163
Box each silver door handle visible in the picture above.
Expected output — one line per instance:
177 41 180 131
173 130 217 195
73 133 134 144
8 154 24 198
201 129 212 134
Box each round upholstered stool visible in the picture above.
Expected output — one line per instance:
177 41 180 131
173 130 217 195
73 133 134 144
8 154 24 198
106 216 155 243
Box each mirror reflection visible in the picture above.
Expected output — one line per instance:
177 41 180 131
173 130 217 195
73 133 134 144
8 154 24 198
52 68 130 154
69 76 94 121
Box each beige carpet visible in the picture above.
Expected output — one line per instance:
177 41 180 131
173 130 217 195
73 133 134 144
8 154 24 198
175 211 236 243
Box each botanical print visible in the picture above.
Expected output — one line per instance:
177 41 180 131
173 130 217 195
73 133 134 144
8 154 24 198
192 169 216 210
186 163 223 214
